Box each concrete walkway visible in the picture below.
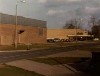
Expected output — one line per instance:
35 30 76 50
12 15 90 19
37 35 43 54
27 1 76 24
5 50 91 76
6 59 80 76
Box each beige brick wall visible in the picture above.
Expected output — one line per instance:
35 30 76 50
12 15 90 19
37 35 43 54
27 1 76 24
0 24 47 45
47 29 88 39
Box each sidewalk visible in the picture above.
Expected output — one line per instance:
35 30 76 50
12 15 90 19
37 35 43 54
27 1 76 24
6 59 80 76
0 50 28 52
5 50 91 76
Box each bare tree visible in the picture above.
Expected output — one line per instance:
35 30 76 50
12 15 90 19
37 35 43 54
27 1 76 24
89 16 97 27
63 18 82 29
89 16 100 38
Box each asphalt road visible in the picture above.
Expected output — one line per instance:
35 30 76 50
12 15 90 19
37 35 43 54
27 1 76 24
0 42 99 63
0 47 73 63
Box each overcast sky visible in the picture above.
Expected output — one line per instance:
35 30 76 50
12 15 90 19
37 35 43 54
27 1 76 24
0 0 100 29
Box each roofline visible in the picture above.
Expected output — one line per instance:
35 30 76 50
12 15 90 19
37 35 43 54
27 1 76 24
67 35 94 37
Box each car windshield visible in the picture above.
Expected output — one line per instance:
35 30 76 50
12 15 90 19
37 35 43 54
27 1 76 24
0 0 100 76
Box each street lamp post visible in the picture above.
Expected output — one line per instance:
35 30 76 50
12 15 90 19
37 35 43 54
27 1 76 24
75 18 78 43
14 0 26 49
75 18 82 43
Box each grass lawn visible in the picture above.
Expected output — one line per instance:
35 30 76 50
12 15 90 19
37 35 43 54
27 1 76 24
0 44 52 51
0 64 44 76
0 41 100 51
30 57 90 65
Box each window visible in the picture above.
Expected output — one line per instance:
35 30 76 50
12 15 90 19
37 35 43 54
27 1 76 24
38 28 43 36
77 32 83 35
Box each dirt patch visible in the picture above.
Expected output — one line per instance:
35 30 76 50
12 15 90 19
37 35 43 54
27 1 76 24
0 63 6 68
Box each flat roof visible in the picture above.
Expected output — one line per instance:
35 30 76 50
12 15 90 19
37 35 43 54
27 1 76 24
0 13 46 28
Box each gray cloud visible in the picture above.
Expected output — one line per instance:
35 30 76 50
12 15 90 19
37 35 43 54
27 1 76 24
0 0 100 29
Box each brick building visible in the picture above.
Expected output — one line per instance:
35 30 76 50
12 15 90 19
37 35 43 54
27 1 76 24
0 13 47 45
47 29 92 41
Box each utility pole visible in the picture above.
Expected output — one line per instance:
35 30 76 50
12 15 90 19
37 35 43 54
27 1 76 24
14 0 26 49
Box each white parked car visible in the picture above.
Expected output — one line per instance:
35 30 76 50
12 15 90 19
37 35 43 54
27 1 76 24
93 38 99 41
53 38 61 42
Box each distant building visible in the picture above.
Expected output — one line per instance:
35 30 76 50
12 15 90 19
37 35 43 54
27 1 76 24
0 13 47 45
47 29 93 41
